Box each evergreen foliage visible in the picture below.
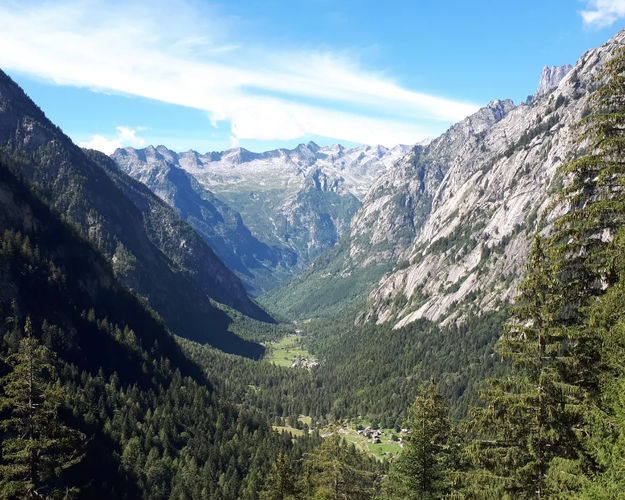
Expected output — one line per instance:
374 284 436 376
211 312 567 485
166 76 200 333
259 452 297 500
460 37 625 498
300 434 381 499
0 320 84 499
181 309 507 431
0 163 317 498
383 383 454 499
462 237 585 497
580 185 625 494
4 21 625 500
0 68 269 357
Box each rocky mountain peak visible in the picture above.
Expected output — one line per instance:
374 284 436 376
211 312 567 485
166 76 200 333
422 98 515 162
295 141 320 154
225 147 257 164
535 64 574 99
467 99 515 132
306 140 320 151
486 98 515 117
155 144 177 161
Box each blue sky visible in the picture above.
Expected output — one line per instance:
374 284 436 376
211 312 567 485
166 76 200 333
1 0 624 153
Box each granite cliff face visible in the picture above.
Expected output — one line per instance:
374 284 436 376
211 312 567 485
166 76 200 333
535 64 574 98
260 100 516 319
263 31 624 324
364 31 623 329
348 99 516 268
113 142 409 294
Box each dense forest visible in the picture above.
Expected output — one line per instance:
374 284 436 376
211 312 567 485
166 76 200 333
2 25 625 500
0 163 326 498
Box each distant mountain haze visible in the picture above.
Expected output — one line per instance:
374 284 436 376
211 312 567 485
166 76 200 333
113 142 409 295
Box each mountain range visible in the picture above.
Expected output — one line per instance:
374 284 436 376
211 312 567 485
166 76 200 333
112 142 410 295
108 44 600 331
108 44 595 328
1 22 625 500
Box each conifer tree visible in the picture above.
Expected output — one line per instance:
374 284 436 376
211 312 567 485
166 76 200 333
543 46 625 402
259 452 297 500
301 434 378 499
543 40 625 493
0 318 84 499
581 224 625 495
384 382 452 499
462 236 586 497
463 39 625 498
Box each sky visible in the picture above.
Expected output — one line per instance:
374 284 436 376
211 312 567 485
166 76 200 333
1 0 625 154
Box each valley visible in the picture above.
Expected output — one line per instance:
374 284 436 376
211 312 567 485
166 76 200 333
264 333 313 368
2 10 625 499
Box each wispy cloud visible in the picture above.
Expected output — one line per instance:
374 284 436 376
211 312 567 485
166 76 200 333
79 126 146 155
0 0 480 147
580 0 625 28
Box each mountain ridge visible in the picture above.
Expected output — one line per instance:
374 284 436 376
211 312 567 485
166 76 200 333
113 141 409 294
261 31 624 327
0 68 269 356
363 30 623 329
535 63 574 98
259 99 516 319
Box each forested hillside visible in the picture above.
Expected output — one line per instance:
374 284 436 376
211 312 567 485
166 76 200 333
0 162 321 498
0 69 270 356
218 31 625 498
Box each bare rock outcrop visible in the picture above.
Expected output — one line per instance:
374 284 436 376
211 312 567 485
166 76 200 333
362 31 624 329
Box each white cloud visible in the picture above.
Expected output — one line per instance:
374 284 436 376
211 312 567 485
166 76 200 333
580 0 625 27
0 0 480 146
79 126 146 155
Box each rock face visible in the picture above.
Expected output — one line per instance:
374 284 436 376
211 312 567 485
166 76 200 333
535 64 574 98
263 30 625 325
260 100 516 319
364 31 623 329
349 99 516 269
112 142 409 294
